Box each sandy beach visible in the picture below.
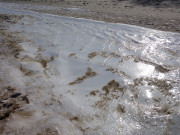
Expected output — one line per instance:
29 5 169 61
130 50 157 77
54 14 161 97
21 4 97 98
0 0 179 32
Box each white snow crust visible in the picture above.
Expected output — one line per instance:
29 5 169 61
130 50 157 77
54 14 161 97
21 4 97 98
0 3 180 135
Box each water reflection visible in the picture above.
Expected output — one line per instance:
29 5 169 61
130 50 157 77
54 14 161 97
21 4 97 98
137 62 155 77
146 89 153 98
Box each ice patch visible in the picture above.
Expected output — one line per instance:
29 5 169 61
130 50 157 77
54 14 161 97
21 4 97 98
0 3 180 135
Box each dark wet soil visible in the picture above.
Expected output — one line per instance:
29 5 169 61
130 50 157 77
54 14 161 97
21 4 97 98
0 14 29 128
0 86 29 121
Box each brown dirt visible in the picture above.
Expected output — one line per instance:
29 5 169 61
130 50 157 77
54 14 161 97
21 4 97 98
69 67 97 85
117 104 126 114
0 15 23 57
0 86 29 121
0 14 30 133
88 52 98 59
69 53 77 57
88 51 121 60
0 0 179 32
91 80 125 110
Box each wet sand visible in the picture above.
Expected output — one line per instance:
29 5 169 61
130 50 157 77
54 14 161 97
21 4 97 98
0 0 179 32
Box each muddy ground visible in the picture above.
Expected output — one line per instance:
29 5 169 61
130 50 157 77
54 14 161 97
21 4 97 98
0 14 30 133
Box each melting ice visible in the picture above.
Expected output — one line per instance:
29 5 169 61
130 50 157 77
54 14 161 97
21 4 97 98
0 3 180 135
